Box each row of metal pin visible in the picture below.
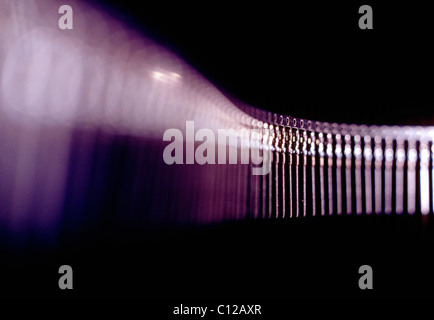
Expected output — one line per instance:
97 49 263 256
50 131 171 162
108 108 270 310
249 113 434 218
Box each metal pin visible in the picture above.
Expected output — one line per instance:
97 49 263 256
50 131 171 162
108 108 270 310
364 136 373 214
335 134 343 215
318 133 325 216
420 139 430 215
407 139 417 215
384 137 394 214
395 138 405 214
344 134 352 214
374 136 383 214
310 131 317 217
327 133 334 215
354 135 363 214
294 129 300 217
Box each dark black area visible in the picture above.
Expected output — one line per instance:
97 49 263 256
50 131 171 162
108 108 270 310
89 0 434 125
1 215 434 302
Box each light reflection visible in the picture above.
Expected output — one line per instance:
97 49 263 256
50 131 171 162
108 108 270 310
151 71 182 83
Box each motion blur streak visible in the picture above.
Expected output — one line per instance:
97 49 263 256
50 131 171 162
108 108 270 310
0 0 256 245
1 1 434 251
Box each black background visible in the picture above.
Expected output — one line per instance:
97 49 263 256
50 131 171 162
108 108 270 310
2 0 434 306
92 0 434 125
